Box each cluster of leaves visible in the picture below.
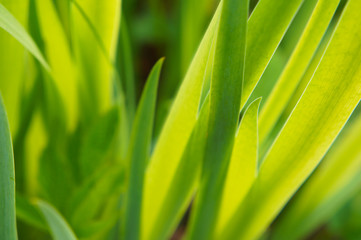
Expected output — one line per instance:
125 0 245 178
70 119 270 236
0 0 361 239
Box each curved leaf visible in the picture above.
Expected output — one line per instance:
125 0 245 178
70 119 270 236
124 58 164 240
0 94 17 240
36 200 77 240
221 0 361 238
215 98 261 237
0 3 49 70
272 115 361 239
259 0 340 142
186 0 249 238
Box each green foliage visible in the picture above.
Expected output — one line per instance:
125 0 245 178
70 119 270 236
0 94 17 240
0 0 360 239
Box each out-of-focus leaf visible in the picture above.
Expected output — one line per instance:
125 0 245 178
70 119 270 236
259 0 340 143
72 0 121 119
36 200 77 240
36 0 78 130
115 16 136 124
272 115 361 239
124 59 163 240
16 194 47 231
38 145 74 211
328 190 361 239
179 0 209 76
51 0 71 45
68 165 125 229
0 0 29 135
186 0 249 238
0 3 49 70
0 94 17 239
76 214 119 239
148 97 210 240
79 107 120 178
215 98 261 237
221 0 361 239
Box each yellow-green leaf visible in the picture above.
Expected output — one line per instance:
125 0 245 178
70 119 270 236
259 0 340 143
221 0 361 238
272 114 361 239
215 98 261 237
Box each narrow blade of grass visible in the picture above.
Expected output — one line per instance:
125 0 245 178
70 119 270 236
186 0 249 239
0 3 49 71
221 0 361 238
71 0 121 117
115 15 136 124
272 114 361 239
16 194 47 231
35 0 77 130
240 0 305 108
215 98 261 237
259 0 340 143
36 200 77 240
0 94 17 240
141 5 222 238
149 97 210 240
124 59 164 240
79 107 120 178
143 0 305 236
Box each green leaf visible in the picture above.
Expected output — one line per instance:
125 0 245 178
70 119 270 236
220 0 361 238
68 165 125 228
240 0 305 108
79 107 120 178
186 0 249 238
179 0 210 76
38 144 74 211
35 0 78 130
0 94 17 240
123 58 164 240
259 0 341 143
0 0 30 135
0 3 49 71
149 97 210 240
143 0 305 236
71 0 121 116
141 5 222 238
115 16 136 124
272 114 361 239
215 98 261 237
16 194 47 231
36 200 77 240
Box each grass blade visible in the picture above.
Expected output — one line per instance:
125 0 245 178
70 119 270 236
259 0 340 143
16 194 47 231
0 3 49 71
123 58 164 240
72 0 121 117
215 98 261 237
79 107 120 178
36 200 77 240
240 0 305 108
142 5 221 237
143 0 305 236
149 97 210 240
272 114 361 239
221 0 361 238
0 94 17 239
186 0 249 238
35 0 77 130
